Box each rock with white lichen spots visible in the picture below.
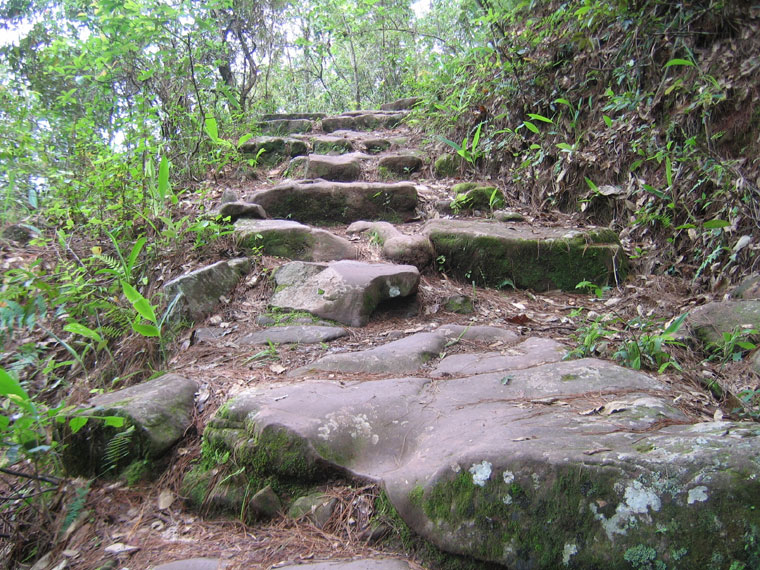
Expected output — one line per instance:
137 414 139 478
192 343 760 568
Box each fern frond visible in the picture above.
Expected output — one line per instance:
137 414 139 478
101 424 135 475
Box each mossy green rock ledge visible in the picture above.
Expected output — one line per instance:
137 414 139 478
62 373 197 477
193 341 760 568
425 219 627 291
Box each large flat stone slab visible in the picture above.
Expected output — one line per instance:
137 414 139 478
270 260 420 327
198 354 760 568
248 180 418 225
322 111 406 133
293 325 523 376
63 373 197 476
234 219 357 262
425 219 627 291
239 325 348 345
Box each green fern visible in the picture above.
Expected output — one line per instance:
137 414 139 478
92 252 123 277
101 424 135 474
61 482 90 535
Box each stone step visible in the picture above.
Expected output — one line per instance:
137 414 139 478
258 118 313 135
286 153 365 182
234 218 357 262
269 260 420 327
239 136 308 165
424 219 627 291
247 180 418 225
187 340 760 568
322 111 406 133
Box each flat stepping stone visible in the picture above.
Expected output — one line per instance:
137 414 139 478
165 258 251 322
347 221 434 268
235 219 357 262
239 325 348 345
196 355 760 568
431 337 565 377
276 561 411 570
63 373 197 476
380 97 422 111
258 118 313 135
378 153 424 176
322 111 405 133
287 153 362 182
293 325 521 376
238 136 307 165
270 260 419 327
248 180 418 225
425 219 627 291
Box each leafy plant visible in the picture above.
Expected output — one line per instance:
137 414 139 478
438 123 483 166
564 315 614 360
121 281 181 340
613 313 689 372
706 327 758 366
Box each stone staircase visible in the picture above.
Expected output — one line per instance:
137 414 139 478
65 101 760 569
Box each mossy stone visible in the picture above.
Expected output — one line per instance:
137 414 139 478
434 154 463 177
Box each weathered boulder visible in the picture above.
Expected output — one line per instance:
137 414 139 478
198 352 760 568
347 221 434 268
450 182 504 212
425 219 627 291
292 325 524 376
165 258 251 322
239 325 348 345
248 485 281 521
378 153 424 176
322 111 405 133
688 299 760 346
270 260 420 327
433 153 463 177
218 201 267 222
287 492 337 528
62 373 197 476
258 118 313 135
234 219 357 262
287 154 363 182
247 180 418 225
380 97 422 111
238 136 308 165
